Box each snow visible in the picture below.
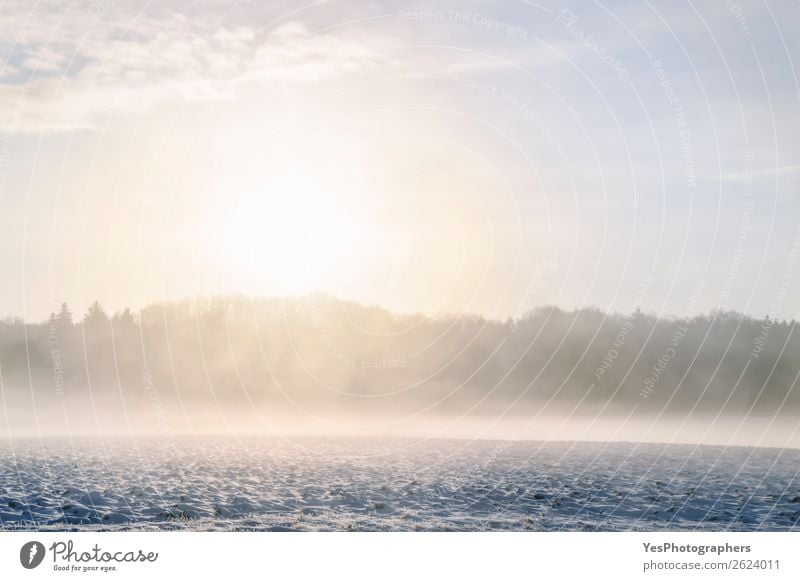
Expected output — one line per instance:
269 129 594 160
0 438 798 531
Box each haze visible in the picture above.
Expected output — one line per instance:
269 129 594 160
1 1 799 448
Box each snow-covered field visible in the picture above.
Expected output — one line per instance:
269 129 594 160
1 438 798 531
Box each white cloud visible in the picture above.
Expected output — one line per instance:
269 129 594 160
0 65 20 80
248 25 391 83
0 2 400 133
21 46 66 73
720 165 800 182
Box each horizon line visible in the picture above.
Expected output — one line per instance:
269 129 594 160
2 292 793 326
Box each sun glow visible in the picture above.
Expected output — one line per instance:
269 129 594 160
207 173 377 296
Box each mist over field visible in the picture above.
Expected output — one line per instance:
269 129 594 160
1 295 797 446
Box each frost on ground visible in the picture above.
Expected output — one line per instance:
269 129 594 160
0 438 798 531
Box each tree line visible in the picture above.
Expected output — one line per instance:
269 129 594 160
1 295 798 415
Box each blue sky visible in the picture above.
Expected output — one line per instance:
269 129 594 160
0 0 798 321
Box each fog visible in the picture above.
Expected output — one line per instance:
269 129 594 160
1 295 798 447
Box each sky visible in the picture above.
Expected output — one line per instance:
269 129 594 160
0 0 799 322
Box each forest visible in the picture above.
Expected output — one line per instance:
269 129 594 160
1 294 798 418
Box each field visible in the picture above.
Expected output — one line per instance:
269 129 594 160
1 438 798 531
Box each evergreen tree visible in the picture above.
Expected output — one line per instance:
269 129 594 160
56 302 73 327
83 301 109 326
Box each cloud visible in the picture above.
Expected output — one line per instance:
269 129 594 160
0 2 399 133
20 46 66 73
720 165 800 182
0 65 20 80
247 22 392 83
0 1 598 133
